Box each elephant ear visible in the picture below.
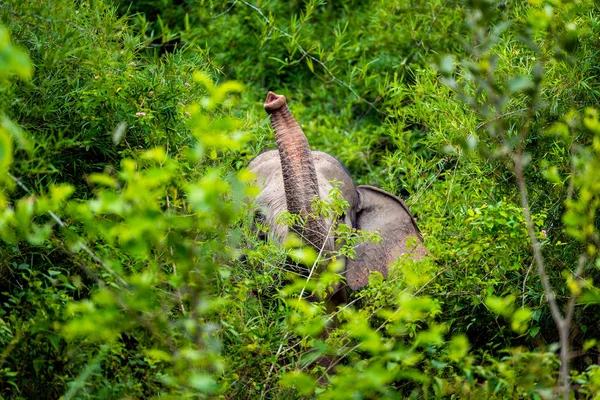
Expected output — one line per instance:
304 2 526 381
345 185 425 291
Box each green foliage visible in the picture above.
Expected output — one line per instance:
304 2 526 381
2 0 600 398
0 26 31 80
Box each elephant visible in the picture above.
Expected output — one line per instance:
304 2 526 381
248 91 426 294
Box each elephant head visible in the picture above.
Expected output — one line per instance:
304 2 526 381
249 91 425 291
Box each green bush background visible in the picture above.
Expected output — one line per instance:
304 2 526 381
1 0 600 398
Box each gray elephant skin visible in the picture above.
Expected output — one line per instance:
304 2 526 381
249 91 426 294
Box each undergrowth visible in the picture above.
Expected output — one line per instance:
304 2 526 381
1 0 600 398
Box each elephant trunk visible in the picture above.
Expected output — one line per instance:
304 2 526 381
264 91 328 251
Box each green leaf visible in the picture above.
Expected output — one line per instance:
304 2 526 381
2 116 32 153
583 339 597 351
485 295 515 317
439 55 455 77
289 246 318 266
579 290 600 304
447 334 470 362
188 374 218 393
0 127 13 179
306 56 314 72
584 107 600 135
511 307 532 333
508 76 533 93
0 26 33 80
279 371 317 396
89 173 118 188
192 71 214 92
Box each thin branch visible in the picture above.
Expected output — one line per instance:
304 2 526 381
260 331 290 400
172 262 186 315
521 258 535 308
298 220 335 301
566 142 576 202
212 0 239 19
414 265 449 296
475 108 528 130
513 132 564 327
442 157 460 215
510 80 571 398
564 255 587 326
411 157 451 203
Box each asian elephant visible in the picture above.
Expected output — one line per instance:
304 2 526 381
249 91 426 293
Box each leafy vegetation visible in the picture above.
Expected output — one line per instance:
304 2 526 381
1 0 600 398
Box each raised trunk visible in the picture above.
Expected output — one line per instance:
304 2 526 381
264 91 328 251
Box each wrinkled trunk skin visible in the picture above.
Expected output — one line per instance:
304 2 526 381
264 92 328 252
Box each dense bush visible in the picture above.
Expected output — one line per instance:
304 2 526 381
1 0 600 398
